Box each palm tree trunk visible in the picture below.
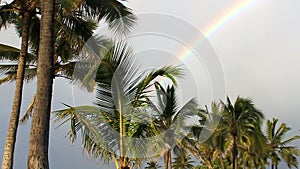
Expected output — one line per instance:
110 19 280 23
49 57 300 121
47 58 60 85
1 11 31 169
232 135 238 169
27 0 55 168
168 150 172 169
164 151 169 169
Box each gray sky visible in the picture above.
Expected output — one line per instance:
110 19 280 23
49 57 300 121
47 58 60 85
1 0 300 168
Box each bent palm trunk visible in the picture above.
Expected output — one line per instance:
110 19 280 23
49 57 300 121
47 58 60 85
27 0 55 168
1 11 31 169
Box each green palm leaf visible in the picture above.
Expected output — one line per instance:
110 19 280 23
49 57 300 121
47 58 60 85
0 43 36 62
79 0 136 35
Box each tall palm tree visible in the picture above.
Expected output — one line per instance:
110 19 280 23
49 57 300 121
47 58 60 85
26 0 55 167
182 102 227 169
172 145 194 169
0 9 101 169
1 0 136 167
218 96 265 169
266 118 300 169
0 1 37 168
149 83 197 169
53 43 184 169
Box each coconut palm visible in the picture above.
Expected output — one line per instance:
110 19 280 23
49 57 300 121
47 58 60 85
265 118 300 169
148 83 197 169
238 141 268 169
1 1 36 168
0 11 104 168
53 42 184 169
217 96 265 169
172 145 194 169
182 102 227 169
26 0 55 167
1 0 136 167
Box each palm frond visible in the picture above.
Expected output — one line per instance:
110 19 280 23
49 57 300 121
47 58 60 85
20 94 36 123
0 74 15 84
53 105 114 146
0 63 18 75
275 123 291 142
55 13 98 60
0 43 37 62
132 66 183 107
80 0 136 35
0 65 37 83
0 2 18 29
281 135 300 147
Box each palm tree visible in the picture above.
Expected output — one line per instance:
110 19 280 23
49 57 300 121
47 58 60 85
145 161 162 169
172 145 194 169
148 83 197 169
266 118 300 169
0 9 101 169
0 1 36 168
182 102 227 169
238 140 268 169
26 0 55 167
53 43 184 169
1 0 136 167
217 96 265 169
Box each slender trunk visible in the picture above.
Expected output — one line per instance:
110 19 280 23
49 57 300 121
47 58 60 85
1 12 31 169
271 164 274 169
168 150 172 169
27 0 55 168
164 151 169 169
232 135 238 169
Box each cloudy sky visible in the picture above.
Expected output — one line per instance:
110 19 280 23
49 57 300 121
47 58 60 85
1 0 300 168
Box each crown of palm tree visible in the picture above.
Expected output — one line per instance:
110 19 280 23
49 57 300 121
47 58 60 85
53 42 186 168
266 118 300 168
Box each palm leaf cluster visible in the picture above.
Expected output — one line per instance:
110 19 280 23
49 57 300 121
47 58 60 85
52 46 300 169
184 97 300 169
53 56 300 169
53 42 192 169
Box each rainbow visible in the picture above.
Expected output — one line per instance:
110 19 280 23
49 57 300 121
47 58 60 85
179 0 259 61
